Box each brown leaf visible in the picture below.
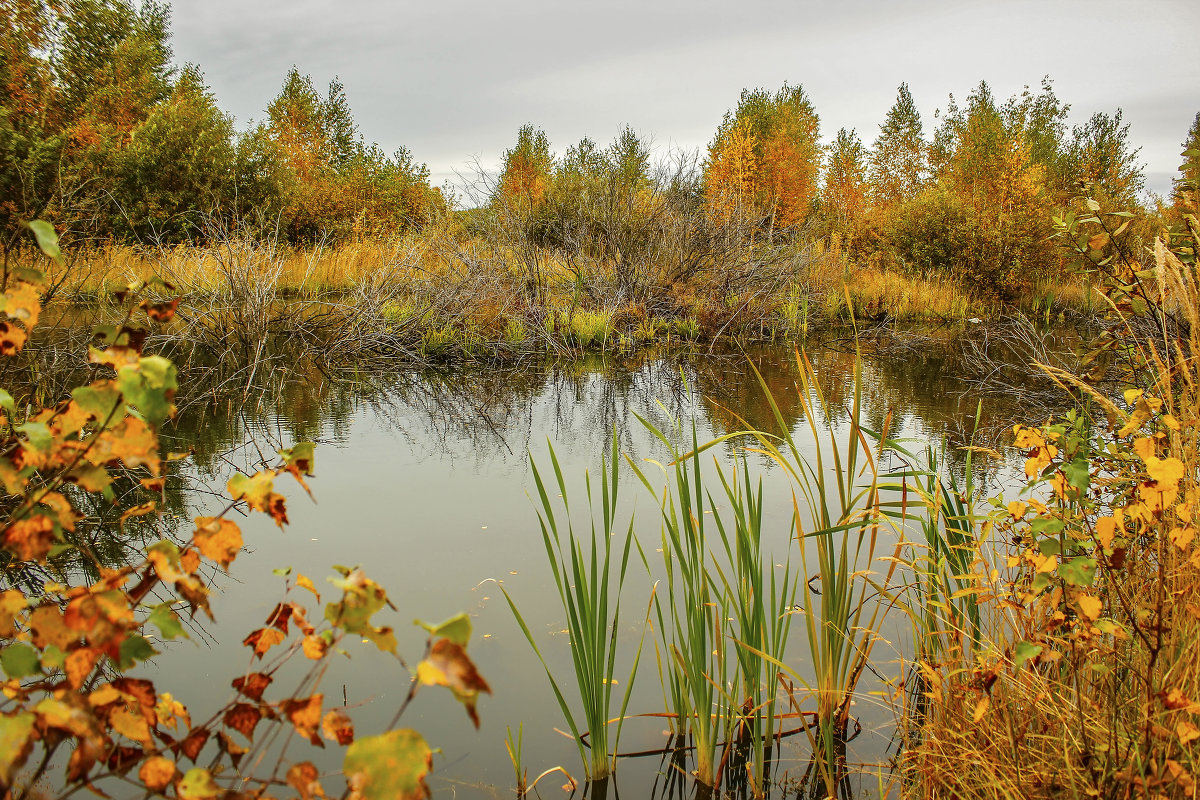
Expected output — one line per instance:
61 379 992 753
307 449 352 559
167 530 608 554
232 672 273 702
281 694 323 745
321 709 354 746
105 744 144 774
286 761 326 800
176 727 210 762
111 678 156 709
138 755 177 792
416 639 491 728
223 703 262 741
243 628 286 659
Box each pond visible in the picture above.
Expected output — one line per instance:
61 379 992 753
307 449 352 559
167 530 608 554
137 340 1028 798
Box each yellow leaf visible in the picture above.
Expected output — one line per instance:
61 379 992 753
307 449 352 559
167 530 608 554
138 756 177 792
1178 720 1200 746
193 517 243 569
297 573 320 602
1095 517 1117 549
1078 595 1103 621
973 696 989 722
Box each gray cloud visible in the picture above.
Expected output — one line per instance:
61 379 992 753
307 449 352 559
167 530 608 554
169 0 1199 195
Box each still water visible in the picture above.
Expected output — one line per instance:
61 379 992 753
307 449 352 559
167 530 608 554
139 342 1024 798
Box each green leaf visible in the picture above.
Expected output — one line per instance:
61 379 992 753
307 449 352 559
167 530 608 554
117 356 177 425
1063 459 1090 492
15 422 52 453
1059 556 1098 587
1031 517 1065 537
1014 641 1043 667
0 390 13 417
1085 198 1101 212
177 767 221 799
343 729 432 800
116 634 158 670
147 603 187 641
25 220 60 262
0 643 41 678
72 384 123 422
415 613 471 647
0 712 35 784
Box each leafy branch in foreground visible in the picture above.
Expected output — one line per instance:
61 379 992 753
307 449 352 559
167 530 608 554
0 220 487 800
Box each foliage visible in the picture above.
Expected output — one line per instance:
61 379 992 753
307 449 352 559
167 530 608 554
869 83 927 208
0 222 486 798
705 83 822 234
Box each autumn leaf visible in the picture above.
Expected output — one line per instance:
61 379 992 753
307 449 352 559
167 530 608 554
1 514 57 562
322 709 354 746
177 727 210 762
1078 594 1103 621
344 729 432 800
223 703 262 741
138 755 177 792
242 627 285 659
416 639 490 728
193 517 242 569
110 706 152 744
287 761 326 800
281 694 323 745
0 712 35 786
232 672 273 702
1178 720 1200 746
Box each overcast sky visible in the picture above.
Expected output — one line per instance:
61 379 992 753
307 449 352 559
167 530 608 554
169 0 1199 199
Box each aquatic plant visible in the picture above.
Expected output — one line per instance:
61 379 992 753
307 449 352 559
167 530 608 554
503 434 642 783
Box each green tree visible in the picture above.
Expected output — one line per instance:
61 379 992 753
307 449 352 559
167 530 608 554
1172 111 1200 208
111 66 236 240
869 83 926 207
1064 109 1144 206
1003 77 1071 196
822 128 869 239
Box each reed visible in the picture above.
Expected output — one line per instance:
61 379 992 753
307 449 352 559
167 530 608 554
741 349 896 794
711 454 798 796
502 433 642 783
626 420 731 789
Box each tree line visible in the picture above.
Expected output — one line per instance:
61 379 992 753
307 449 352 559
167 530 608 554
3 0 1198 299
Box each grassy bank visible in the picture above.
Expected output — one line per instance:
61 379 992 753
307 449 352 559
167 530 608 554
21 222 1100 372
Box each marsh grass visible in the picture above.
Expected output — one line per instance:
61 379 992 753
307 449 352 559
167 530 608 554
502 433 643 784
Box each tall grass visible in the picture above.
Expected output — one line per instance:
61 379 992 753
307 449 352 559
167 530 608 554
711 454 798 795
739 350 898 794
502 433 642 784
627 421 730 788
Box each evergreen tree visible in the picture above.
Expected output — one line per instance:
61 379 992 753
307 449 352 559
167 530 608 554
870 83 926 206
822 128 869 230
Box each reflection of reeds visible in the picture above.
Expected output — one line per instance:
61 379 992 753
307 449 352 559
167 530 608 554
503 433 642 783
